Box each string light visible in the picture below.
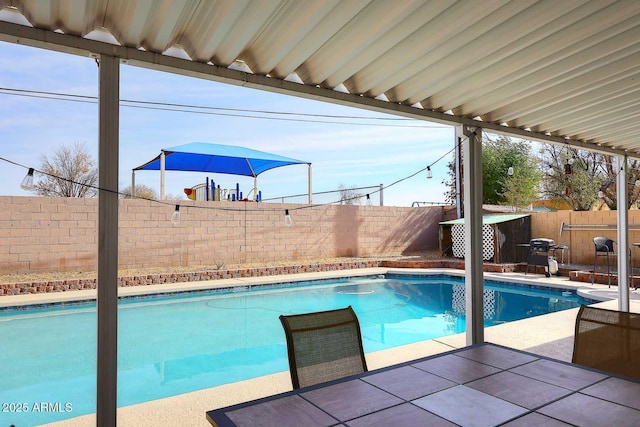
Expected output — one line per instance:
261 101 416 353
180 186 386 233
507 166 514 176
171 205 180 225
3 139 457 223
284 209 293 227
20 167 34 190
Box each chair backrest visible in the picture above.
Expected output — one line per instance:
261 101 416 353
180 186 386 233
593 237 615 253
279 306 368 389
572 305 640 379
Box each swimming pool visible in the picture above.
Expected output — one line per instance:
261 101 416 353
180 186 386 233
0 274 591 426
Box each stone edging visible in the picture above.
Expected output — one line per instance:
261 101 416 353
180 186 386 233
0 259 533 296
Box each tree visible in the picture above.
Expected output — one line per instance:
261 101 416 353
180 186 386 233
483 136 538 205
501 158 542 210
598 155 640 210
538 145 640 210
32 143 98 197
442 135 540 207
120 184 158 200
441 158 458 205
338 184 362 205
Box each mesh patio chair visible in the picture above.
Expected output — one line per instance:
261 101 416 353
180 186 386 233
572 305 640 380
592 237 617 287
279 306 368 389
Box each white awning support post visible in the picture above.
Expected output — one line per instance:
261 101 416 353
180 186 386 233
97 53 119 427
617 154 630 311
463 125 484 345
454 129 463 219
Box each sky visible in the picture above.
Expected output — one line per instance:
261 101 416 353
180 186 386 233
0 41 458 207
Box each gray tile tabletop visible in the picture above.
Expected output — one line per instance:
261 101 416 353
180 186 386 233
225 394 337 427
509 358 607 390
206 343 640 427
537 392 640 427
412 353 501 383
301 378 403 421
412 385 528 427
361 365 456 400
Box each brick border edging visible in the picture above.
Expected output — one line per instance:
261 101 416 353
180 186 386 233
0 258 533 296
0 260 381 295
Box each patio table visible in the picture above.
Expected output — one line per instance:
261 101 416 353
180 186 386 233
206 342 640 427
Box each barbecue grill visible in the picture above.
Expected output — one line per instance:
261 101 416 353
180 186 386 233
526 238 558 277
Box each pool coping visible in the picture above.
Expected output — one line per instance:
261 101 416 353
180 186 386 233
3 267 640 309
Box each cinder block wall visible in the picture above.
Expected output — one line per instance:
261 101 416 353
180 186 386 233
0 196 445 274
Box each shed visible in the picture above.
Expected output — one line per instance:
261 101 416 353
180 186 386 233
439 214 531 263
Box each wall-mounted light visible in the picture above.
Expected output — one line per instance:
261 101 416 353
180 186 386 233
284 209 293 227
20 168 34 190
171 205 181 225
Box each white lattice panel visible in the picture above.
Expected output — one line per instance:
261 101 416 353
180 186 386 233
451 224 494 261
452 284 496 320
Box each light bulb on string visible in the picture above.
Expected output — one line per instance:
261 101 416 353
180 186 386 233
635 180 640 187
568 157 575 165
284 209 293 227
171 205 181 225
20 168 34 190
598 191 604 198
507 166 514 176
426 166 432 179
366 194 372 206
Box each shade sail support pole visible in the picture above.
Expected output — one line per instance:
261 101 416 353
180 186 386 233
463 125 484 345
131 170 135 198
254 177 258 201
308 164 313 204
160 151 166 200
97 53 119 427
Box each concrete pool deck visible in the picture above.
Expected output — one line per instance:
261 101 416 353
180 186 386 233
10 267 638 427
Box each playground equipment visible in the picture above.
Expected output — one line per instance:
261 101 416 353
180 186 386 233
184 178 262 202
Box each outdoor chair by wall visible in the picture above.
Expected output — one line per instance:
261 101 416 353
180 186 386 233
572 305 640 380
592 237 617 287
279 306 368 389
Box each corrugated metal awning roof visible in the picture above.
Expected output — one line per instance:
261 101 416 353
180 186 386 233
1 0 640 156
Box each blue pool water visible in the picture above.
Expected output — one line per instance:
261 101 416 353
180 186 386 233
0 274 591 426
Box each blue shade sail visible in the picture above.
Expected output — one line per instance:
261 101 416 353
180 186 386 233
133 142 309 177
